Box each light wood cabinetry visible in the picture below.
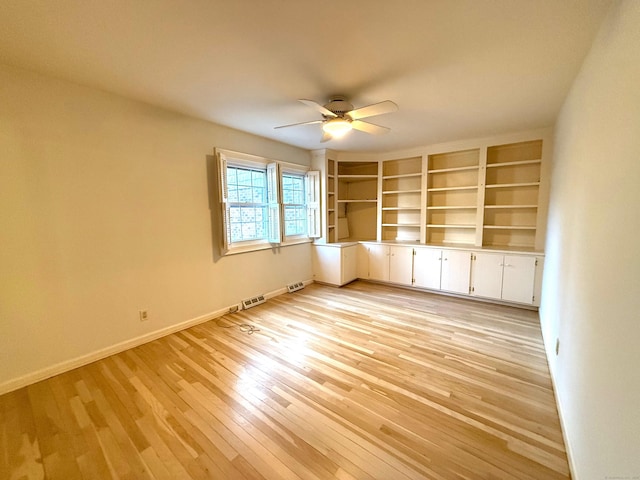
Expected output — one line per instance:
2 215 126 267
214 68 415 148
337 161 378 241
312 244 357 286
470 252 541 305
426 149 480 246
381 157 423 242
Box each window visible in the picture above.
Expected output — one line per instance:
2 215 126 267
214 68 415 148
217 149 319 255
282 173 307 237
226 166 268 243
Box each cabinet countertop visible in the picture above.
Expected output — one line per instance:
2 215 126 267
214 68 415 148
346 240 545 256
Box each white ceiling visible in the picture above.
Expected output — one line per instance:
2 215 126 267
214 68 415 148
0 0 613 153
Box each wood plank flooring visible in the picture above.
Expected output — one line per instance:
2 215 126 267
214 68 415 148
0 281 570 479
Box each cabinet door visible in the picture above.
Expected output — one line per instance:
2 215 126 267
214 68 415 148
413 248 442 290
356 243 369 279
441 249 471 294
389 246 414 286
501 255 536 304
312 245 341 285
340 245 358 285
367 244 390 281
471 252 504 300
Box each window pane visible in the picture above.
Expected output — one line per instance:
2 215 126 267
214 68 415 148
284 206 306 236
227 185 238 202
282 174 307 237
226 165 269 244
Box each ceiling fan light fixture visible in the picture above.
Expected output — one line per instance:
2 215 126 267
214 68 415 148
322 118 352 138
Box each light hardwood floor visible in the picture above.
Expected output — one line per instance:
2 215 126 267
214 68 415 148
0 281 570 479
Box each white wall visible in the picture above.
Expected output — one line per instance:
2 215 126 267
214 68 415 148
0 64 312 392
540 0 640 478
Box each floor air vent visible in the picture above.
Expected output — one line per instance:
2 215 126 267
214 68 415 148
287 282 305 293
242 295 265 310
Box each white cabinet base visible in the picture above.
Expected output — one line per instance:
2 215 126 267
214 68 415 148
312 244 357 286
471 252 541 306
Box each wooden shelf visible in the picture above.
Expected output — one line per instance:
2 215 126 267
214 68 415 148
485 182 540 189
486 159 541 168
428 185 478 192
484 205 537 209
428 165 479 174
382 173 422 180
484 225 537 230
427 205 476 210
382 189 421 195
382 207 421 211
337 199 377 203
338 175 378 182
382 223 421 227
427 224 476 229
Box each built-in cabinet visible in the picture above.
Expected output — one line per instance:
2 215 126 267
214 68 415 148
311 130 549 308
312 243 357 286
355 242 541 306
470 252 539 304
365 243 391 282
414 248 472 294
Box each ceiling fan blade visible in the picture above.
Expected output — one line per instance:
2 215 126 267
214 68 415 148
347 100 398 120
351 120 390 135
299 99 337 118
274 119 323 129
320 131 332 143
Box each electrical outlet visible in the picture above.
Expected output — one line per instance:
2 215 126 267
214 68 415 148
139 310 149 322
555 338 560 355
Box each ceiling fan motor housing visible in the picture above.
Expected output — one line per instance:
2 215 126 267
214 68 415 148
324 96 354 117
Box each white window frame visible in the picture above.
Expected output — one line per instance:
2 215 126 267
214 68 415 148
281 165 311 242
217 149 320 256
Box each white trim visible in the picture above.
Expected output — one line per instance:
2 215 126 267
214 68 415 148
539 320 578 479
0 279 314 395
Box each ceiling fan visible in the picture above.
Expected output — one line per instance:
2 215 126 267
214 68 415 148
275 95 398 142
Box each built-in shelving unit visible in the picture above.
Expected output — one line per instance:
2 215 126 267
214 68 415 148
326 158 336 243
337 161 378 241
426 149 480 246
313 130 549 251
381 157 422 242
482 140 542 249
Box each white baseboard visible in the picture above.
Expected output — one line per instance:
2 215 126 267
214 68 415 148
0 279 313 396
540 326 578 479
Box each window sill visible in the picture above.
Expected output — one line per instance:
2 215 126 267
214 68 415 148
223 238 312 256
